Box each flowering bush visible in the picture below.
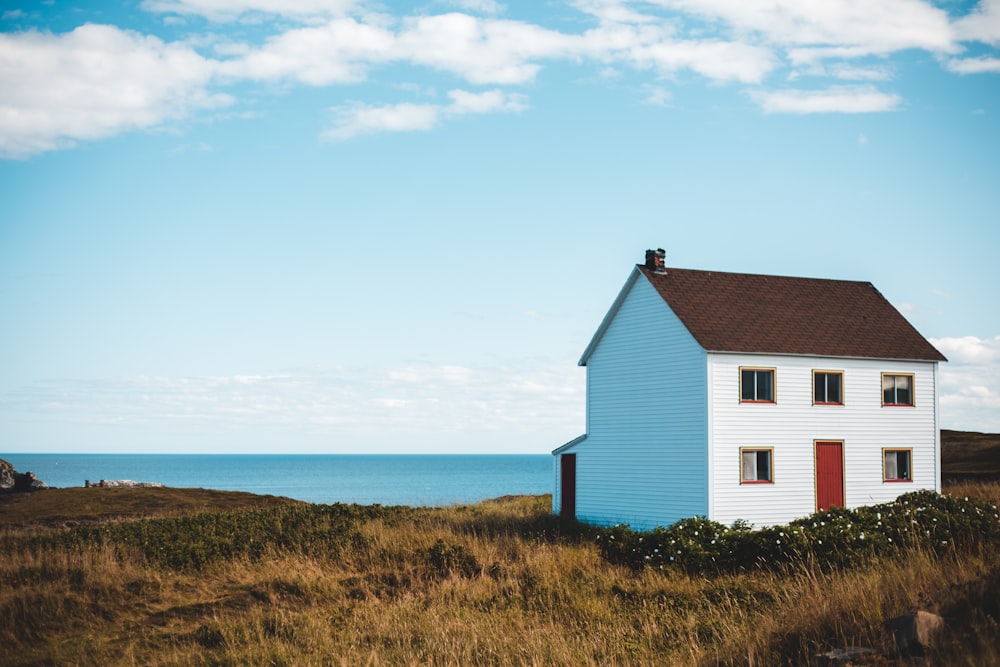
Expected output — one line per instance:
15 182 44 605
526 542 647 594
596 491 1000 574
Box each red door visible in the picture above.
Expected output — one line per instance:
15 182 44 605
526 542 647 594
815 441 844 511
560 454 576 519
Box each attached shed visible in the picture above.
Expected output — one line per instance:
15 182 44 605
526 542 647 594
554 250 946 530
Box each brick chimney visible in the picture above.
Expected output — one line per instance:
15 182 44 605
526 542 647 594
644 248 667 274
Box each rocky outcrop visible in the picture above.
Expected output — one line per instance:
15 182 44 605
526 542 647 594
87 479 164 488
0 458 50 492
0 459 15 489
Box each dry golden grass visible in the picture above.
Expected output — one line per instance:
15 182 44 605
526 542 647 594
1 487 998 666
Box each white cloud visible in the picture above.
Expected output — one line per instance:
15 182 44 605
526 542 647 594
396 13 572 85
324 88 526 140
953 0 1000 45
217 18 395 85
218 14 574 87
752 85 902 114
827 63 893 81
571 0 660 25
0 24 229 158
446 87 527 113
3 1 998 158
626 34 777 83
324 101 441 140
945 56 1000 74
931 336 1000 433
642 83 672 106
649 0 956 57
0 362 585 452
219 13 777 90
932 336 1000 365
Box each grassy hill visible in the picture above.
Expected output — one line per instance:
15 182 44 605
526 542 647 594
1 435 999 666
942 429 1000 478
0 486 300 530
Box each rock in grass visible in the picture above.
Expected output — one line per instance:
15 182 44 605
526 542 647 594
884 610 945 657
810 646 879 666
92 480 165 488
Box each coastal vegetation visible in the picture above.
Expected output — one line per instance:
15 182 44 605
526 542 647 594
2 434 999 666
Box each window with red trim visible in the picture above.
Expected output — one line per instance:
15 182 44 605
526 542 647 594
741 448 773 483
882 374 913 406
813 371 843 405
883 449 912 481
740 368 775 403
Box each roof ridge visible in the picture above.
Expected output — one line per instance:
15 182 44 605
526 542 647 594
642 264 875 286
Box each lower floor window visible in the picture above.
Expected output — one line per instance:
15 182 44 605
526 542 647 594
741 448 773 483
883 449 912 481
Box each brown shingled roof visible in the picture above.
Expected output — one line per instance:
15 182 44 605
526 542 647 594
637 265 946 361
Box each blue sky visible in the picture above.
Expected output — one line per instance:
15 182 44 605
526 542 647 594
1 0 998 453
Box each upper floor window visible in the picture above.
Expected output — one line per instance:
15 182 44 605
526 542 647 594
882 373 914 406
740 368 775 403
741 448 773 483
883 449 912 481
813 371 843 405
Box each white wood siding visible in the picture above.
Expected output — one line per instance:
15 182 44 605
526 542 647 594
575 275 709 530
709 354 939 527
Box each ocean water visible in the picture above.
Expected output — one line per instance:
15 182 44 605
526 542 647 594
0 454 552 507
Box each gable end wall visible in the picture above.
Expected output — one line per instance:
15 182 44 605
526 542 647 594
576 276 708 530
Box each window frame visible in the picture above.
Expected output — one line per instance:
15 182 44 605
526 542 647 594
812 369 844 406
740 447 774 484
739 367 776 404
882 448 913 482
882 373 915 407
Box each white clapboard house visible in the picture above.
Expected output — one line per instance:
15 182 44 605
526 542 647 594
553 249 947 529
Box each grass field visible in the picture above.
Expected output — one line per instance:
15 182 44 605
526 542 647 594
1 431 998 666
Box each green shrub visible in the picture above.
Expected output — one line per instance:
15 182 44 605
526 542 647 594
596 491 1000 574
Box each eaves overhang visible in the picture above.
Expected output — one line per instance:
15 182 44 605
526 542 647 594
552 434 586 456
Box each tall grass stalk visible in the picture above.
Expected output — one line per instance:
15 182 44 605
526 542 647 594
1 489 998 666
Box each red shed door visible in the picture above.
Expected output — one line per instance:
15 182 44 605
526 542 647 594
560 454 576 519
815 441 844 511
